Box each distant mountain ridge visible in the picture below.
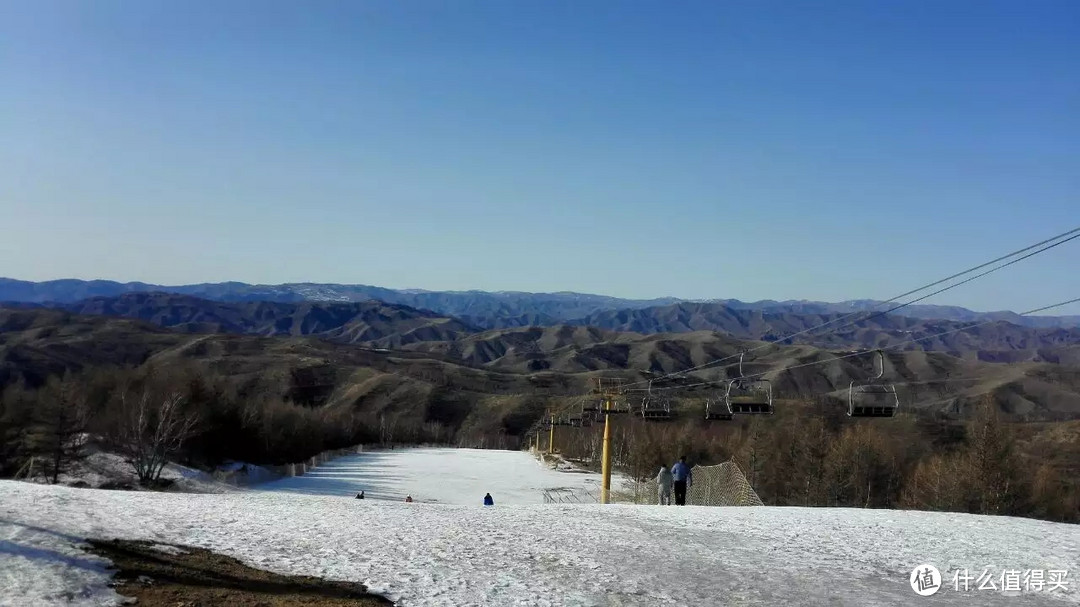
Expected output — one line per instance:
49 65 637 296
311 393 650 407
6 292 1079 365
569 302 1080 363
0 278 680 328
4 305 1080 421
21 292 479 348
1 277 1077 329
706 298 1076 329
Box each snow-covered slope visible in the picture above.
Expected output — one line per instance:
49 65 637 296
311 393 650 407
2 478 1078 606
40 448 234 493
256 448 613 504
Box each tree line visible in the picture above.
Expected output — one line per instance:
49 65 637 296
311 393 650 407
0 364 387 485
0 361 541 486
4 360 1076 523
546 398 1079 523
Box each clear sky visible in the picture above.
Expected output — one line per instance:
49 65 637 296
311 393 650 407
2 1 1077 313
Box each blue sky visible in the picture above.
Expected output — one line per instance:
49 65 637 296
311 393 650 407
2 1 1077 313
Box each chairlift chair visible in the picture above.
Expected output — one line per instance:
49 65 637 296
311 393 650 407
581 399 605 423
725 353 775 415
564 403 588 427
600 396 631 417
848 350 899 418
640 380 673 420
589 377 631 418
576 404 594 427
704 394 734 421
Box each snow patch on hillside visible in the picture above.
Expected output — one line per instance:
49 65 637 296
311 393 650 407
22 447 234 494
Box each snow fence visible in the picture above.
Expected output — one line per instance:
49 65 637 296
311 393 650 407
614 458 764 506
214 446 365 485
540 457 763 506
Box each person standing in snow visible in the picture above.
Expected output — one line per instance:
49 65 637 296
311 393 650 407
483 493 494 506
656 465 673 505
671 456 693 506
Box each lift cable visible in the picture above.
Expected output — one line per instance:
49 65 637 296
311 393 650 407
619 227 1080 389
651 295 1080 393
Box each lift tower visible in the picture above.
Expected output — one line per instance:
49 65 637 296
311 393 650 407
591 377 628 504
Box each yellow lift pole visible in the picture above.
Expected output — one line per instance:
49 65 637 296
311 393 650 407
595 378 626 505
600 396 613 504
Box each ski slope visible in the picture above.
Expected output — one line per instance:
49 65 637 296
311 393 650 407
257 448 611 504
1 450 1078 606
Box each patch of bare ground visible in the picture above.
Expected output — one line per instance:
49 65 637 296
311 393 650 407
88 539 392 606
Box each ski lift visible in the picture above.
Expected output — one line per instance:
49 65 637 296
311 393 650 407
589 377 632 418
581 398 604 422
704 394 734 421
594 398 631 418
592 377 630 398
577 407 594 427
581 400 610 424
848 350 899 418
725 353 774 415
640 380 673 420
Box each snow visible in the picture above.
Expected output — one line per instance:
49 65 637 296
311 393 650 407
256 448 612 505
214 461 279 486
147 543 187 556
0 518 122 607
1 449 1078 606
34 447 234 494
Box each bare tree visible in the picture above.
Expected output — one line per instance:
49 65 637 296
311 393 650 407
963 396 1023 515
28 375 89 484
379 413 398 446
901 452 967 512
115 387 199 486
0 382 36 477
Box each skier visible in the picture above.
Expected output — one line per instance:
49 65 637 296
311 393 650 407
656 465 673 505
671 456 693 506
355 491 365 500
483 493 494 506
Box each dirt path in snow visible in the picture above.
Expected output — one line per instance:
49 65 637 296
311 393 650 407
88 539 392 606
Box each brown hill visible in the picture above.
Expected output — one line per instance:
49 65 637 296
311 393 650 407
5 307 1077 427
400 324 1080 420
573 302 1080 360
26 294 1080 362
56 292 479 347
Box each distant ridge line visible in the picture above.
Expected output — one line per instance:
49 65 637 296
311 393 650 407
0 277 1077 330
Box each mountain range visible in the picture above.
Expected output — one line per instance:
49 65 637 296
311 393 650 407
8 291 1080 362
2 277 1078 329
3 304 1079 423
3 277 1079 423
49 292 479 347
